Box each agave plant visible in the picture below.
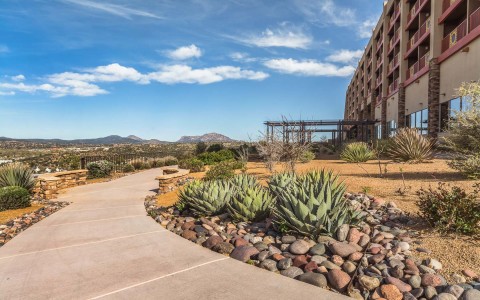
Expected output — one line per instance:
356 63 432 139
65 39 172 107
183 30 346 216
271 169 362 238
387 128 435 163
0 163 36 193
230 174 261 190
227 185 275 222
268 172 298 197
177 180 234 216
340 142 375 163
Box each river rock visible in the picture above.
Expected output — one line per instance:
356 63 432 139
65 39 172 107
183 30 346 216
260 259 278 272
327 269 351 292
230 246 259 262
289 240 310 255
309 243 325 256
280 266 304 278
296 272 327 288
329 242 357 258
359 275 380 291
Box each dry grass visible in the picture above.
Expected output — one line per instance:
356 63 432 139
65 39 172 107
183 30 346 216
156 158 480 277
0 204 44 224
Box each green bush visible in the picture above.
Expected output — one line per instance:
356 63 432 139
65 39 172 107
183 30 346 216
340 142 375 163
448 154 480 179
299 150 315 163
387 128 435 163
0 186 30 211
204 160 236 181
270 170 362 238
195 142 207 155
163 156 178 166
177 180 234 216
86 160 113 178
0 163 36 192
207 143 224 152
179 158 205 173
197 149 235 165
123 164 135 173
417 183 480 234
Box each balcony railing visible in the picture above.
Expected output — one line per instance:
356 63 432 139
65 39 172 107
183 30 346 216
376 94 382 104
376 76 382 87
376 38 383 51
387 54 399 74
441 19 468 52
471 7 480 31
388 79 399 95
408 0 429 23
388 29 400 52
443 0 461 13
406 54 428 80
406 17 431 52
389 4 401 28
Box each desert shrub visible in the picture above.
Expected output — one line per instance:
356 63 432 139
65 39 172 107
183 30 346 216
195 142 207 155
0 163 36 192
197 149 235 165
0 186 30 211
204 160 236 181
417 183 480 234
179 158 205 173
132 161 145 170
150 159 163 168
270 170 362 238
340 142 375 163
177 180 234 216
387 128 435 163
86 160 113 178
122 164 135 173
227 185 275 222
444 81 480 178
207 143 224 152
299 150 315 163
163 156 178 166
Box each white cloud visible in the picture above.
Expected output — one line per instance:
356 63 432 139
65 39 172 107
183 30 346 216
295 0 356 27
62 0 162 20
148 65 268 84
236 24 312 49
0 63 268 97
0 45 9 53
166 45 202 60
358 19 377 39
0 91 15 96
11 75 25 82
230 52 257 63
326 50 363 64
264 58 355 77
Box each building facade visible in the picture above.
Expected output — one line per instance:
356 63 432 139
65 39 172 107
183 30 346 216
345 0 480 140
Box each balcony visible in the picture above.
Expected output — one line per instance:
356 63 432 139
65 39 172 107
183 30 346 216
376 38 384 52
443 0 462 13
406 54 428 80
388 79 399 95
407 0 429 25
376 56 383 71
376 94 382 104
471 7 480 31
388 29 400 53
406 17 431 54
389 4 401 29
441 19 467 52
387 54 399 74
376 76 382 87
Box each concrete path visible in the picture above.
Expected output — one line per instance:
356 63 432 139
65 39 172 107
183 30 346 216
0 168 349 299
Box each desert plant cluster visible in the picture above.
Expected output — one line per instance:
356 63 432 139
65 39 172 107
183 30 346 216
0 163 36 211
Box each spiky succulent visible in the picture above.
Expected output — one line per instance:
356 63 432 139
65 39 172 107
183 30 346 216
269 172 297 197
271 169 362 238
0 163 36 193
231 174 261 190
340 142 375 163
178 180 234 216
387 128 435 163
227 185 275 222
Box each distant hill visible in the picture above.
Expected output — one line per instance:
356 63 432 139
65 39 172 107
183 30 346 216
177 133 235 143
0 135 170 145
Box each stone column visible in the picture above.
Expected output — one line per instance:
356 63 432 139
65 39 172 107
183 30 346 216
381 97 388 139
397 83 406 128
428 58 440 138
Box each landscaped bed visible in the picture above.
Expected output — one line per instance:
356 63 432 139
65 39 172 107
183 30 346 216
148 160 480 299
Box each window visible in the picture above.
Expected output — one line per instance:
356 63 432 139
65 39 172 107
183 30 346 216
406 108 428 135
386 120 397 136
375 125 383 139
441 97 464 131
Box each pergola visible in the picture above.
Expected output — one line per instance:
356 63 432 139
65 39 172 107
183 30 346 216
264 119 378 146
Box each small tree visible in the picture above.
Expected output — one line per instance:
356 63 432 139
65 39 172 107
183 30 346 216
256 130 283 173
444 81 480 179
195 142 207 155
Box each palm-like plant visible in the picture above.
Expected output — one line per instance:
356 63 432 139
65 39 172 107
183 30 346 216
227 186 275 222
270 170 362 238
387 128 435 163
0 163 36 193
177 180 234 216
340 142 375 163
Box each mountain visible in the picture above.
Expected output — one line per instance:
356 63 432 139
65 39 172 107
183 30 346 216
0 135 170 145
177 133 235 143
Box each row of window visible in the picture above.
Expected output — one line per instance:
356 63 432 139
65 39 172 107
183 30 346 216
376 97 464 137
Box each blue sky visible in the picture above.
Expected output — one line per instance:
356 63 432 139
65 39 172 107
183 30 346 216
0 0 383 141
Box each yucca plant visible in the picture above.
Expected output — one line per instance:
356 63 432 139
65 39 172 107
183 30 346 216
0 163 36 193
271 169 362 238
340 142 375 163
177 180 234 216
227 186 275 222
387 128 435 163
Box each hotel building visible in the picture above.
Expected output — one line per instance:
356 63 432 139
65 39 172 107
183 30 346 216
344 0 480 139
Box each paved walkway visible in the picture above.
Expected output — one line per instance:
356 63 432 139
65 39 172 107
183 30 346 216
0 168 349 299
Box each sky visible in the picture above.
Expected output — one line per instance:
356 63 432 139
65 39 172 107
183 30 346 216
0 0 383 141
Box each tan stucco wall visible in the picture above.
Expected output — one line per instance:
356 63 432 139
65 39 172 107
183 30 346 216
386 93 399 122
375 104 382 120
405 73 429 114
439 37 480 104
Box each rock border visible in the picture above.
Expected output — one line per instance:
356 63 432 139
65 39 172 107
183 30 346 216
145 193 480 300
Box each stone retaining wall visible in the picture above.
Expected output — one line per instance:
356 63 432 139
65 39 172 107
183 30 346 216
33 170 88 200
155 167 190 194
